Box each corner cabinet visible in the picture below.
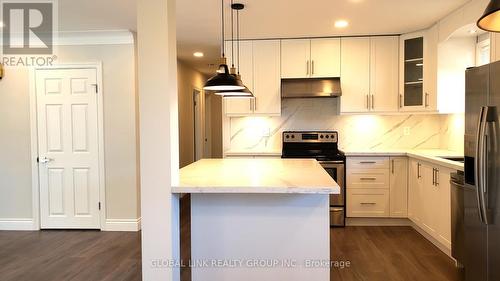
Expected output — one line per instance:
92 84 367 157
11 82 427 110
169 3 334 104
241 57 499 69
340 36 399 113
223 40 281 116
408 158 452 250
399 26 438 112
281 38 341 78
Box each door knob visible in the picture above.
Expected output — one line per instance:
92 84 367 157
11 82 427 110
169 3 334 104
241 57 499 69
38 156 53 164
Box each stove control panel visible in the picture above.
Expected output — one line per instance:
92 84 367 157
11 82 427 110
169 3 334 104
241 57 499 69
283 132 338 143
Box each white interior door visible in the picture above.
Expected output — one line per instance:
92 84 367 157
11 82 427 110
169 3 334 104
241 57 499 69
36 68 101 229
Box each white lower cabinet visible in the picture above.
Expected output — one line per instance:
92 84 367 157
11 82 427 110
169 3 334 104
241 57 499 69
408 159 452 250
347 188 390 217
346 156 407 218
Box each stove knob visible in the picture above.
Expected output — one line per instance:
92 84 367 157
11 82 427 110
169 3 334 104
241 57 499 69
291 135 295 139
285 135 290 139
325 135 329 139
320 135 324 139
331 135 335 139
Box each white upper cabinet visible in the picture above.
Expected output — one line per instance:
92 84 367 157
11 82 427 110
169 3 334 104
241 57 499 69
224 40 281 116
340 37 371 113
281 38 341 78
310 39 341 78
340 36 399 113
224 40 254 116
370 36 399 112
399 28 438 112
281 39 311 78
253 40 281 115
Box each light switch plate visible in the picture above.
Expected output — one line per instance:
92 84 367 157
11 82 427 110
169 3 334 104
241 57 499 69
403 127 411 136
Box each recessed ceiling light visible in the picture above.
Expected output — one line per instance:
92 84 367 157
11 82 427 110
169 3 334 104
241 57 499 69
193 52 204 58
334 20 349 29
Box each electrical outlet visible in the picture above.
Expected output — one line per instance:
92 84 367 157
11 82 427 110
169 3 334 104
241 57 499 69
403 127 411 136
261 127 271 137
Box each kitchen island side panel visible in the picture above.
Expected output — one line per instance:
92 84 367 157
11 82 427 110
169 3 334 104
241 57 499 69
191 193 330 281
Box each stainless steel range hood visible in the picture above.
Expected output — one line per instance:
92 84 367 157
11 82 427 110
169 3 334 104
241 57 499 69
281 78 341 98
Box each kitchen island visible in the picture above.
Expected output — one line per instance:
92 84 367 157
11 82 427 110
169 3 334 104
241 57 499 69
172 158 339 281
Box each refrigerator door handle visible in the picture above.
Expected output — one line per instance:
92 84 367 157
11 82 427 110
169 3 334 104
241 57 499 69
475 106 487 224
477 106 491 224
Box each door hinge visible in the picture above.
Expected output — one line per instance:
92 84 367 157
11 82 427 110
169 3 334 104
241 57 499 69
98 202 101 210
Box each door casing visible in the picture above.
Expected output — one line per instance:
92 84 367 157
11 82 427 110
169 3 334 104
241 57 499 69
29 63 106 230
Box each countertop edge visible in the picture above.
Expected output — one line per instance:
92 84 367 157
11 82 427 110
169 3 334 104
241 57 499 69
171 186 341 195
344 150 464 171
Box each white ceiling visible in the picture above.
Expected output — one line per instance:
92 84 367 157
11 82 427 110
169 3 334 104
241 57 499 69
177 0 472 74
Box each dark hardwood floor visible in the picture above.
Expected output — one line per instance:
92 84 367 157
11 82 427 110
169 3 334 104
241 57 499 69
331 226 462 281
0 201 461 281
0 230 141 281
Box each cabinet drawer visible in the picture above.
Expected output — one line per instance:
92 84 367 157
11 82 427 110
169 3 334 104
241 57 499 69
347 189 390 217
347 157 390 169
347 170 390 189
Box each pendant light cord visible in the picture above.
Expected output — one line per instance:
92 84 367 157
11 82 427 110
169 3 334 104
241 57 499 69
230 0 235 68
221 0 225 58
237 8 240 75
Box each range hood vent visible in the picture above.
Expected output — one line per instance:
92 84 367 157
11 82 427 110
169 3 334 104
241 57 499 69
281 78 342 98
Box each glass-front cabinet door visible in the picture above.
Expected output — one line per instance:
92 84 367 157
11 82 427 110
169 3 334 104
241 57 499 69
403 37 424 107
399 34 427 111
399 28 438 112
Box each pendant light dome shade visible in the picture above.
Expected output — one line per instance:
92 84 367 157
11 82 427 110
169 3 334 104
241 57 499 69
204 64 245 91
478 0 500 32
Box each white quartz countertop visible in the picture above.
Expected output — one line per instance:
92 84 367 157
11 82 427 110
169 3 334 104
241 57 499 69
344 149 464 171
172 159 340 194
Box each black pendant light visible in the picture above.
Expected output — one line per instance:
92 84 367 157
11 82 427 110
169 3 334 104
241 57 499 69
215 2 254 97
478 0 500 32
204 0 245 91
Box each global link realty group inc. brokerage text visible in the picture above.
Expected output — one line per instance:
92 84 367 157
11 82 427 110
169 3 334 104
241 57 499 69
150 259 352 269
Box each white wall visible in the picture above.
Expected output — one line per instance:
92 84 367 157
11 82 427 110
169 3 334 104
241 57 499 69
437 37 476 114
0 42 140 227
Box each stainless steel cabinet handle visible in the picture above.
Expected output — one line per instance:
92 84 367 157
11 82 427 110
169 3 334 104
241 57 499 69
391 159 394 174
360 202 376 205
435 168 439 186
371 95 374 109
253 98 257 111
417 163 421 178
425 93 429 107
306 60 310 76
311 60 315 75
399 94 403 108
360 177 377 181
366 95 370 110
360 161 376 164
432 168 435 185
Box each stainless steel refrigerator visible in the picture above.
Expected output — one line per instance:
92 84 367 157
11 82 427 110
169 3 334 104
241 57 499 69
464 61 500 281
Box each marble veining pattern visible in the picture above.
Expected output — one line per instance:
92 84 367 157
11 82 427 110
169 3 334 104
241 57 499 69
227 99 464 153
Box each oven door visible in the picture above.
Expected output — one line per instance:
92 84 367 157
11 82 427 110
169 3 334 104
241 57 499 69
319 161 345 206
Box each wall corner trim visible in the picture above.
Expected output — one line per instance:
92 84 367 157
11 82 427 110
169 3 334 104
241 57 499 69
103 218 142 232
0 219 37 231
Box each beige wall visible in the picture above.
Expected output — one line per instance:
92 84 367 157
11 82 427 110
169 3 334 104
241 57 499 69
177 61 206 167
0 64 33 218
0 43 140 221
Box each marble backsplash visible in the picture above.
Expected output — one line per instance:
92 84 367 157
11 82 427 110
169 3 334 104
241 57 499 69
226 98 465 154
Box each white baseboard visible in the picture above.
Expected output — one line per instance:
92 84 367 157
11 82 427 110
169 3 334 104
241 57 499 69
103 218 141 232
410 222 453 259
0 219 37 231
346 217 412 226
